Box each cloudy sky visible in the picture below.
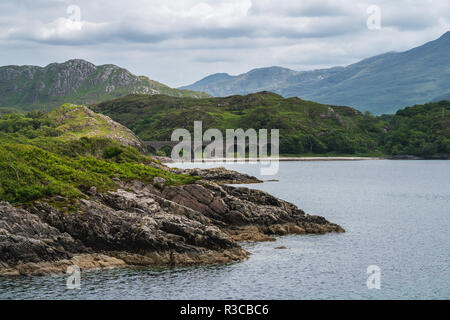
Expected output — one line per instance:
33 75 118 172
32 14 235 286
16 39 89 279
0 0 449 87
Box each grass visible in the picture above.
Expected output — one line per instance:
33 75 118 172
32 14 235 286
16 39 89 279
0 105 199 204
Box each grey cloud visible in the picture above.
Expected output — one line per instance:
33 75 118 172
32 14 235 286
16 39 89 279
249 0 355 18
0 0 449 87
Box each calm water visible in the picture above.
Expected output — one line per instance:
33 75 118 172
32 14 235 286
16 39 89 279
1 160 449 300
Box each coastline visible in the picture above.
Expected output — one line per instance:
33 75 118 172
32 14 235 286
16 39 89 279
0 167 344 276
162 156 385 163
161 155 450 163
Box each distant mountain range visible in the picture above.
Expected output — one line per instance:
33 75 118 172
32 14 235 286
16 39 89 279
180 31 450 114
0 59 209 111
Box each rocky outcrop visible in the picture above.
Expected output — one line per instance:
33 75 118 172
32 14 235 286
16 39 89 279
160 182 344 241
0 202 86 269
0 175 344 276
173 167 262 184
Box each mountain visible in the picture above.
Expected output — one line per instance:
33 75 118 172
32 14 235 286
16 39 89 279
182 67 302 96
0 59 209 111
180 31 450 114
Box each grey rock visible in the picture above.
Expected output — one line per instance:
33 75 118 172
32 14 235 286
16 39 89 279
152 177 167 189
0 175 344 275
88 186 97 196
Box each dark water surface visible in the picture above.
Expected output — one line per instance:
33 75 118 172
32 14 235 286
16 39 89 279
1 160 449 299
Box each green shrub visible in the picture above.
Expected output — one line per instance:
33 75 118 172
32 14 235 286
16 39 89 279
103 146 124 159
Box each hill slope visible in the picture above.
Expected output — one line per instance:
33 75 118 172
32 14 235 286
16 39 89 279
181 32 450 114
93 93 450 157
382 100 450 156
0 59 209 111
93 92 387 156
0 104 197 203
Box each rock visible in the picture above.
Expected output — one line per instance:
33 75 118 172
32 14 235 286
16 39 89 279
0 253 127 276
0 202 87 269
274 246 287 250
0 172 344 276
152 156 173 163
53 196 67 202
152 177 167 189
162 182 344 238
88 186 97 196
174 167 262 184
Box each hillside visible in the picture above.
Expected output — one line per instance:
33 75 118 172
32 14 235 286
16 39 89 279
93 93 450 157
382 100 450 156
0 59 209 111
45 104 145 152
0 104 198 203
180 32 450 115
93 92 387 156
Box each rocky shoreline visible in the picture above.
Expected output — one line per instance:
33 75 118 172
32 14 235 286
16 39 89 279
0 167 344 276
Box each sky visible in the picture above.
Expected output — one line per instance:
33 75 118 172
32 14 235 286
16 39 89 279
0 0 449 87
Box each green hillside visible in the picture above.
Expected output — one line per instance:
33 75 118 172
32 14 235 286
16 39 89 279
93 93 450 158
382 101 450 156
0 105 197 204
1 97 448 205
93 92 386 156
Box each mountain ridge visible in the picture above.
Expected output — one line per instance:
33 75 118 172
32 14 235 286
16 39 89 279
0 59 209 111
180 31 450 114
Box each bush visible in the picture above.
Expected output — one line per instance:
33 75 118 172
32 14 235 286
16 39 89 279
103 146 124 159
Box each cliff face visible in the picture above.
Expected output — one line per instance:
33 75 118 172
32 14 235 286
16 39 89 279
0 173 344 276
0 59 209 110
